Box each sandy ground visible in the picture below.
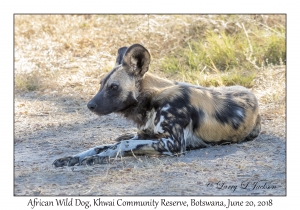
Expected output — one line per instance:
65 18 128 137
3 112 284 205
14 71 286 196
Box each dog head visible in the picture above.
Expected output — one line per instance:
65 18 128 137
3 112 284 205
87 44 151 115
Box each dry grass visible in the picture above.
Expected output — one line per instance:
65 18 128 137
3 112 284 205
252 65 286 138
15 15 285 88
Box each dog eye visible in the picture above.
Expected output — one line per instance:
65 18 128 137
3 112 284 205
110 84 119 90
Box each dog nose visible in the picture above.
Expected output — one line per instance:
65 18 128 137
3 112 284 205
87 101 97 111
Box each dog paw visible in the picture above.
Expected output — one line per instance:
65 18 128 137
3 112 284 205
80 155 108 166
52 156 79 167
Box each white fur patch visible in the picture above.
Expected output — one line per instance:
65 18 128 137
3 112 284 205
235 109 244 118
99 140 168 157
161 104 170 111
154 115 165 134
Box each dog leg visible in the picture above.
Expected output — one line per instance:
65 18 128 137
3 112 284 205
81 137 185 165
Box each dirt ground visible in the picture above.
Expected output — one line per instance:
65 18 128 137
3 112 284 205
14 66 286 196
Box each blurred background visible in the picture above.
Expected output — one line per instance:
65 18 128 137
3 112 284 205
14 14 285 91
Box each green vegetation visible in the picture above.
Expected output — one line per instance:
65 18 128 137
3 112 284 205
161 15 285 87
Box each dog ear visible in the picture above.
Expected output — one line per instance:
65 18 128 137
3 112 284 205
122 44 151 77
115 47 128 66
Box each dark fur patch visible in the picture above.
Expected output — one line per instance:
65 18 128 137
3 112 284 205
191 107 204 131
203 139 233 146
116 47 128 65
119 92 153 127
167 141 175 153
109 142 121 150
94 146 112 154
137 129 165 140
214 99 245 130
152 140 169 153
114 133 136 142
118 92 138 111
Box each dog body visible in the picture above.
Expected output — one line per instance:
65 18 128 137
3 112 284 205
53 44 260 167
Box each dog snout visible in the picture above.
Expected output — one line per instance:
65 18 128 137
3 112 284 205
87 101 97 111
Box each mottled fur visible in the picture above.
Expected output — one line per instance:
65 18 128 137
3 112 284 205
53 44 260 167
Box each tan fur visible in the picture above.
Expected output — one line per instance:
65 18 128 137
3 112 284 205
189 88 217 115
153 86 185 104
192 87 259 143
141 74 260 144
106 67 137 101
141 73 174 94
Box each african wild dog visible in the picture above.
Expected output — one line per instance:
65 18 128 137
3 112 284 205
53 44 261 167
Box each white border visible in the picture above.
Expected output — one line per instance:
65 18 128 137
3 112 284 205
3 0 297 209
